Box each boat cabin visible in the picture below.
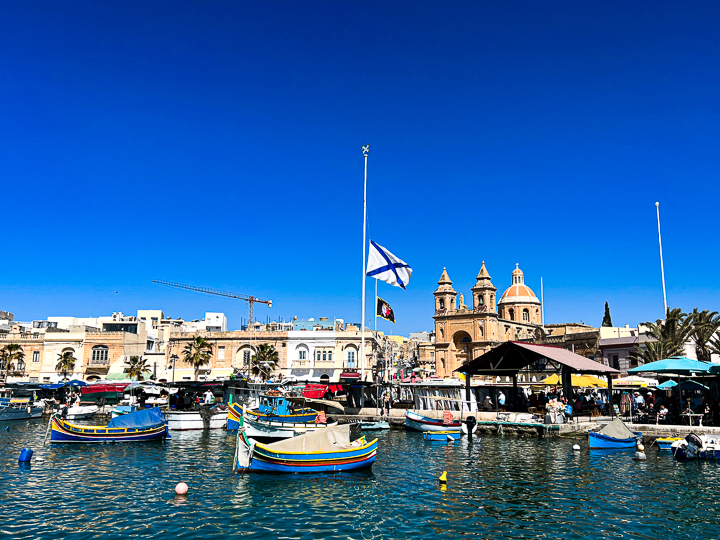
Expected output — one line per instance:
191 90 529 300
258 394 297 416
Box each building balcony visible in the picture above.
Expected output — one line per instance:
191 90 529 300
292 361 311 368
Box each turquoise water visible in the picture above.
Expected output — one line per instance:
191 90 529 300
2 419 720 539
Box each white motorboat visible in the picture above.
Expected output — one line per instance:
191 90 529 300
166 406 228 431
64 404 99 420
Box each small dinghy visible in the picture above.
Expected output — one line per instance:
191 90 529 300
405 410 461 432
233 424 377 474
588 419 641 449
423 430 461 442
359 421 390 430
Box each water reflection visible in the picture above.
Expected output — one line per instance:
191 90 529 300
2 421 720 539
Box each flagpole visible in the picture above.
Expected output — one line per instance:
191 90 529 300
361 145 369 381
656 202 668 316
374 279 378 332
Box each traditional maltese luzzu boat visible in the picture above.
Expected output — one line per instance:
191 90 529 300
233 424 377 474
50 407 169 443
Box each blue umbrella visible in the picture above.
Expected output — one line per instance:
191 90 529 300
656 379 709 391
627 357 712 376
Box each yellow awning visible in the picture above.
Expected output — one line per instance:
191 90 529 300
539 374 608 388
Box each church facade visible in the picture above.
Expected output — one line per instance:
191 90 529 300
433 262 543 377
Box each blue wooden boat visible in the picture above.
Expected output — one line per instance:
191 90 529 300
233 424 377 474
656 437 682 451
0 398 43 421
51 407 169 443
423 430 461 442
228 394 318 431
588 419 641 449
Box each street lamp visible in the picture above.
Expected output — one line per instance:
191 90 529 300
170 354 178 384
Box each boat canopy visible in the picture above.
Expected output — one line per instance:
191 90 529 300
287 396 345 412
39 380 88 389
107 407 166 429
598 419 635 440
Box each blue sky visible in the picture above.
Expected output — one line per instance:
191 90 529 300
2 2 719 334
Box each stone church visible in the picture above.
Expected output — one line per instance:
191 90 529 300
433 262 544 377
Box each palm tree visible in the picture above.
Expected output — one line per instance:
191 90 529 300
182 337 213 380
690 309 720 362
125 355 151 380
250 344 279 381
630 307 694 365
55 350 77 381
0 344 25 380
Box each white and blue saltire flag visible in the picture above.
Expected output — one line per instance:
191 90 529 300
366 240 412 290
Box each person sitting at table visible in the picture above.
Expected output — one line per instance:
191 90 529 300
658 405 669 422
646 392 655 409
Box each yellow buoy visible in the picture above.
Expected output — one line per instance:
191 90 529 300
439 471 447 483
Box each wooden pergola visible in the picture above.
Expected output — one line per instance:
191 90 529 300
456 342 621 413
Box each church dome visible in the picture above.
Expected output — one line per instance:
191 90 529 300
498 264 540 305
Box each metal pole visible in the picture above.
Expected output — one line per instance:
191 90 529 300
540 277 545 326
656 202 668 315
374 278 378 332
361 145 369 381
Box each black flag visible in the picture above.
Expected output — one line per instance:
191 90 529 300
376 297 395 323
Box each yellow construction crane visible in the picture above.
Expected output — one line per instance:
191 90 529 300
152 280 272 326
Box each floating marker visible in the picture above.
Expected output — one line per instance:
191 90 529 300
573 444 580 451
439 471 447 484
18 448 33 462
175 482 188 495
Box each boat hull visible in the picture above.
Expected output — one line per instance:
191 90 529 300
244 439 378 473
588 431 640 449
0 406 43 421
405 411 461 432
244 415 337 441
166 410 227 431
228 402 319 431
50 416 168 443
656 437 681 451
424 430 461 441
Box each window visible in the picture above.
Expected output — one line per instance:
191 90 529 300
32 351 40 362
347 349 356 368
523 309 529 322
328 351 332 362
43 377 50 382
439 299 445 310
508 308 515 321
322 350 327 361
91 345 109 365
29 377 38 383
298 349 307 360
478 296 484 305
612 355 620 370
316 350 322 362
218 346 225 360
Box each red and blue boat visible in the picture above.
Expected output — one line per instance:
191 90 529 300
50 407 169 443
588 419 641 449
405 410 461 432
233 424 377 474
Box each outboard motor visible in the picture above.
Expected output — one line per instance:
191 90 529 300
685 433 703 458
464 416 477 440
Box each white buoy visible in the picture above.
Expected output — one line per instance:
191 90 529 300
633 451 646 460
637 443 645 452
175 482 188 495
573 444 580 451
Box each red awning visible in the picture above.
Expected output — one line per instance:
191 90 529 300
340 372 361 379
82 384 129 394
302 384 329 399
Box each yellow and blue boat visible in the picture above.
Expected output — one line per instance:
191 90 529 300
50 407 169 443
227 394 318 431
233 424 377 474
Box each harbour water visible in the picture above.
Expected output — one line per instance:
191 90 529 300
2 419 720 539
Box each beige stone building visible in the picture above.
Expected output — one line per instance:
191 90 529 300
432 262 544 378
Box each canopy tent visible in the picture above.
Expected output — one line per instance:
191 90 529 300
458 342 619 376
628 357 712 376
656 379 709 391
457 342 619 414
612 375 658 388
39 380 87 389
539 374 608 388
